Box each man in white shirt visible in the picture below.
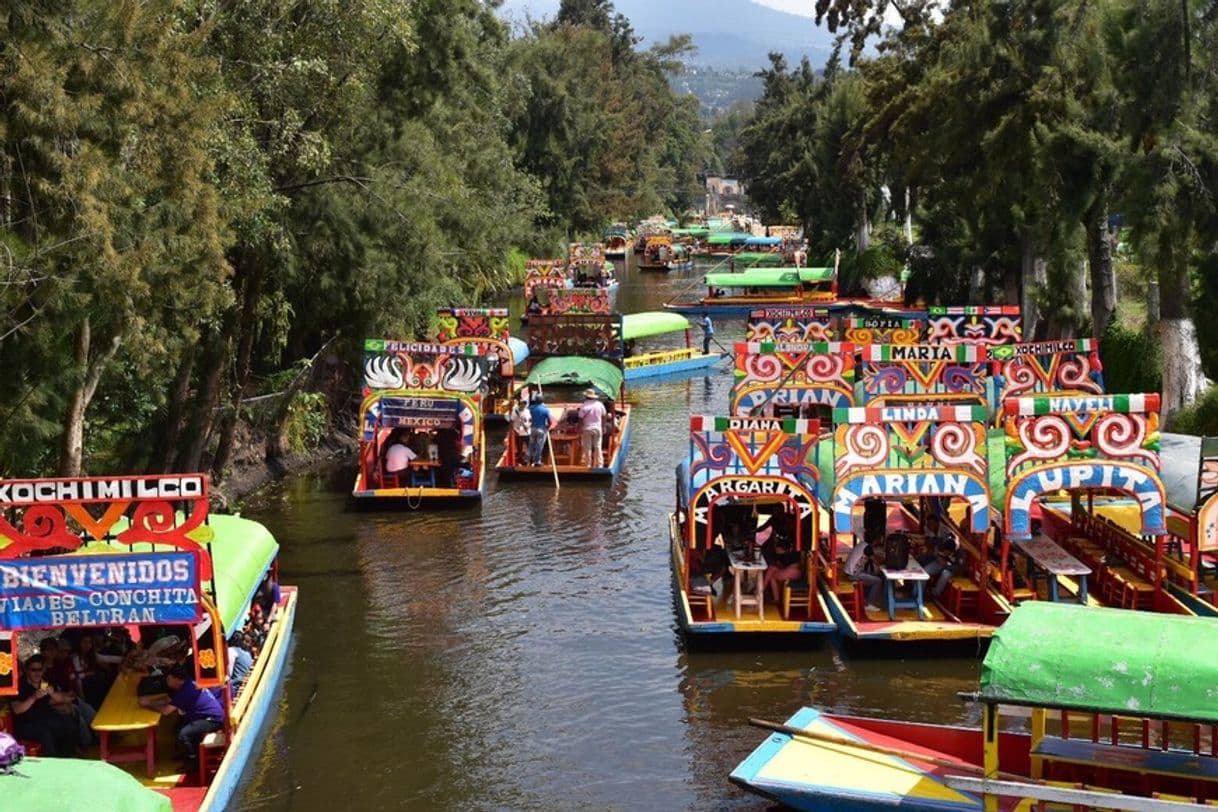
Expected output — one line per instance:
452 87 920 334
577 389 607 468
384 431 417 474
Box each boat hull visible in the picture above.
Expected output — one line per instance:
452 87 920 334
730 707 1000 812
624 351 723 381
820 584 997 644
196 586 298 812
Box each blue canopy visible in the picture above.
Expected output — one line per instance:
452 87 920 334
508 335 530 366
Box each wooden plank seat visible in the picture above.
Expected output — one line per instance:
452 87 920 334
688 576 716 620
1034 736 1218 783
781 552 815 619
945 576 979 617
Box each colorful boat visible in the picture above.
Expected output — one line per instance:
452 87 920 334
732 601 1218 811
568 242 619 292
747 306 836 343
603 224 630 259
435 307 520 423
926 305 1023 346
638 234 692 272
352 339 487 507
621 312 722 380
670 415 837 639
664 267 839 317
1159 436 1218 613
857 344 992 411
0 475 296 811
994 393 1195 614
498 311 631 479
821 404 1007 641
730 341 856 421
495 356 632 479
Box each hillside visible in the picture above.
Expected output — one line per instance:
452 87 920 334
497 0 835 70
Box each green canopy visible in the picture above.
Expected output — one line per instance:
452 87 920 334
734 251 786 266
526 357 624 399
671 227 708 238
704 267 834 288
103 513 278 633
622 311 690 340
706 232 752 245
3 756 172 811
980 602 1218 723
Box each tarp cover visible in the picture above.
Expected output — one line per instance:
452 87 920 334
526 357 624 399
980 602 1218 723
704 268 834 288
622 311 690 340
3 756 172 812
508 335 530 365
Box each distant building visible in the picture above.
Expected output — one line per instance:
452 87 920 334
705 175 745 215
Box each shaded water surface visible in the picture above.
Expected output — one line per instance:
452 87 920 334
235 256 983 810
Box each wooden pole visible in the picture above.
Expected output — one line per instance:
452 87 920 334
535 382 560 490
747 718 1033 784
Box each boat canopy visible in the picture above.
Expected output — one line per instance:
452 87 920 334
706 232 752 246
105 513 278 632
704 267 834 288
526 356 624 399
745 235 782 247
7 757 171 812
980 602 1218 724
623 311 690 340
672 226 709 238
508 335 530 365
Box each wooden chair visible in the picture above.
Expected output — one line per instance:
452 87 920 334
781 552 815 619
1 709 42 756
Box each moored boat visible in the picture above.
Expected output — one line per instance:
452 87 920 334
663 267 839 317
603 224 630 259
638 234 692 272
0 475 297 812
621 311 722 380
670 415 837 639
352 339 488 507
435 307 519 423
732 601 1218 811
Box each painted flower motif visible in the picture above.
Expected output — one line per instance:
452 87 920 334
198 649 216 670
0 651 11 676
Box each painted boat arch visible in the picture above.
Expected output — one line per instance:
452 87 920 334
832 469 991 534
1004 460 1166 539
730 341 856 418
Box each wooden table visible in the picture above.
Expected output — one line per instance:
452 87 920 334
1015 536 1091 603
92 670 163 779
728 551 767 620
881 560 930 621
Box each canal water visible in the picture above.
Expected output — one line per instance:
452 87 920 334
234 256 984 810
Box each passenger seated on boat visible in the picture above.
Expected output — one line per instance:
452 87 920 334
764 538 802 602
381 428 417 484
11 654 81 757
227 633 254 695
142 664 224 771
436 427 461 486
692 546 730 598
845 531 885 613
917 521 962 599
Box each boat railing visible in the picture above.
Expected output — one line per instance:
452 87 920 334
944 776 1213 811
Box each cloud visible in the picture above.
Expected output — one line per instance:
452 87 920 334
752 0 816 18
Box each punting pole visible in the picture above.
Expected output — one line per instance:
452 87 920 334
535 381 560 491
747 718 1033 783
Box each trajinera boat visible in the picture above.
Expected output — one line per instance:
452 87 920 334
670 415 838 639
352 339 487 507
621 311 723 380
0 475 296 811
732 601 1218 811
664 267 839 317
603 224 630 259
496 312 632 479
637 234 693 272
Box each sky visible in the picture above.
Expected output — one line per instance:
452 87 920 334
753 0 816 17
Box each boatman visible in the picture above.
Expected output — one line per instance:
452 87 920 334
527 392 552 466
142 664 224 771
700 313 714 354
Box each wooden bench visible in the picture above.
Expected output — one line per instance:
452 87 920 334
1034 736 1218 782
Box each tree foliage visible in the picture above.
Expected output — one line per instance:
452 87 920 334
0 0 705 477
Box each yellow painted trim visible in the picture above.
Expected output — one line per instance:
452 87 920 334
624 348 699 369
1030 707 1046 780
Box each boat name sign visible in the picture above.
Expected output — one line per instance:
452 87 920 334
0 551 201 629
0 475 207 506
833 470 989 532
694 477 814 522
1006 461 1165 537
